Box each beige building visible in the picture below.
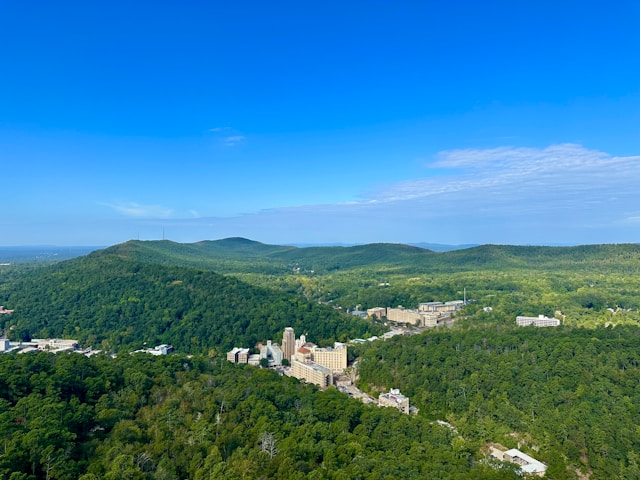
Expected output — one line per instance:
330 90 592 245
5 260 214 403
386 307 422 325
378 388 410 414
387 307 440 327
310 344 347 373
282 327 295 361
291 359 333 388
366 307 386 320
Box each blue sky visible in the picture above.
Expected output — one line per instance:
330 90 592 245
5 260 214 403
2 1 639 246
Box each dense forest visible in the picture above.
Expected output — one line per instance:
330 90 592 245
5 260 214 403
356 323 640 479
0 352 520 479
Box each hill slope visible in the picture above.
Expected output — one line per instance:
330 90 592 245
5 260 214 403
0 252 380 353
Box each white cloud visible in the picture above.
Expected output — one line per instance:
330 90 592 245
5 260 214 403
103 201 174 218
368 144 640 207
208 127 246 146
223 135 246 147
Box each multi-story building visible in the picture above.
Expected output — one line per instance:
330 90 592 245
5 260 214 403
516 315 561 327
226 347 250 363
387 307 440 327
378 388 410 414
419 302 444 312
291 359 333 388
310 344 347 373
282 327 295 361
386 307 422 325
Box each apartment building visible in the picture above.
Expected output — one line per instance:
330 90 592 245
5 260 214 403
226 347 250 363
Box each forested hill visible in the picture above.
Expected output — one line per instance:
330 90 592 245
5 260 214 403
103 238 640 274
101 238 436 273
0 252 380 353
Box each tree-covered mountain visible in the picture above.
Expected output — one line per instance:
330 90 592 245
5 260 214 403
101 238 640 275
0 251 381 354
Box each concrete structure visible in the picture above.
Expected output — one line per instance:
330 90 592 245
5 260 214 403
291 358 333 388
378 388 410 414
226 347 250 363
282 327 295 361
516 315 561 327
259 340 284 367
490 446 547 476
366 307 386 319
0 339 10 351
0 306 14 315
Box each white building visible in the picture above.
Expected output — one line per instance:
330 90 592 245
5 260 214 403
260 340 284 366
491 446 547 477
516 315 561 327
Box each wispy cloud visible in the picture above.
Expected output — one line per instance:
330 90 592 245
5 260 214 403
208 127 246 147
367 144 640 208
102 201 174 218
223 135 245 147
100 144 640 245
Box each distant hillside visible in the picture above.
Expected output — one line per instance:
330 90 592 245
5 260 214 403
409 242 479 252
0 252 380 353
101 238 640 275
102 238 437 273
